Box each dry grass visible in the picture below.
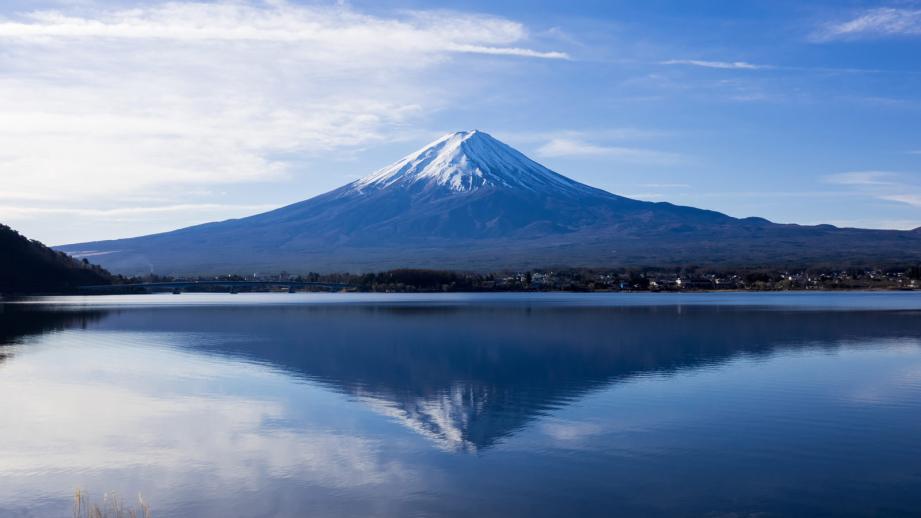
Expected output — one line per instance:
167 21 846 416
73 489 151 518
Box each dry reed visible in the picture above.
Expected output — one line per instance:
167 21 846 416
73 489 151 518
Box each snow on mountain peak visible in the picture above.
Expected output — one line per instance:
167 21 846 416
351 130 590 195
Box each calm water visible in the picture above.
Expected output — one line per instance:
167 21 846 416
2 292 921 517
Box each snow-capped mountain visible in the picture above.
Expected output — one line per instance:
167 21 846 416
352 130 594 195
58 130 921 274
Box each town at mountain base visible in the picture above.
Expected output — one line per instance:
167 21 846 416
57 130 921 276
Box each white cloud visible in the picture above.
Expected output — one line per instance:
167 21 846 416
0 1 565 241
815 8 921 40
640 183 689 188
503 128 670 144
0 202 284 244
0 5 568 58
0 203 276 219
660 59 766 70
535 138 681 165
430 43 567 59
824 171 921 210
879 194 921 208
823 171 897 186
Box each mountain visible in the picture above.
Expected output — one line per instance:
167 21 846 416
57 130 921 275
0 224 113 293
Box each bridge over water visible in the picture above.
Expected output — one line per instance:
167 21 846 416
80 280 349 294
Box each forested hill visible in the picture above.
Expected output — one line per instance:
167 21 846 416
0 224 113 294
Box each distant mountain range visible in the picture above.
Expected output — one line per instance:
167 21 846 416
58 130 921 275
1 224 112 293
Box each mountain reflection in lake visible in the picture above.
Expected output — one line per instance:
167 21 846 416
1 293 921 517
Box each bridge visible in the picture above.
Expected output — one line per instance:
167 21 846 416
79 280 350 294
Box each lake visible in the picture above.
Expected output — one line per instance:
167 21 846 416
2 292 921 517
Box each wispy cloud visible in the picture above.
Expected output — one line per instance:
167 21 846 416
535 138 681 165
824 171 921 208
505 128 670 143
0 202 282 244
442 44 568 59
0 203 277 219
815 8 921 41
0 2 565 197
504 127 675 145
0 1 565 242
824 171 897 186
660 59 767 70
879 194 921 208
0 5 567 59
640 183 690 188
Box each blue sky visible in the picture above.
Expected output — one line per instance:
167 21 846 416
1 0 920 244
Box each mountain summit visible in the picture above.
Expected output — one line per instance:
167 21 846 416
58 131 921 275
352 130 593 196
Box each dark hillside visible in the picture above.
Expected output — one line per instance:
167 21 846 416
0 224 113 293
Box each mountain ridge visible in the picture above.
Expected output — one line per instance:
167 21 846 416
57 131 921 275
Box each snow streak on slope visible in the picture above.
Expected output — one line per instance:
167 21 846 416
352 130 593 195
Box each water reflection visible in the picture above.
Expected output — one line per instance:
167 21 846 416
0 303 104 346
1 298 920 516
8 303 921 452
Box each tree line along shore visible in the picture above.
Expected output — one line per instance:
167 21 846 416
119 266 921 294
5 222 921 295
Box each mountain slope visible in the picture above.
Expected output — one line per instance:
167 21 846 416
57 130 921 275
1 224 113 293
